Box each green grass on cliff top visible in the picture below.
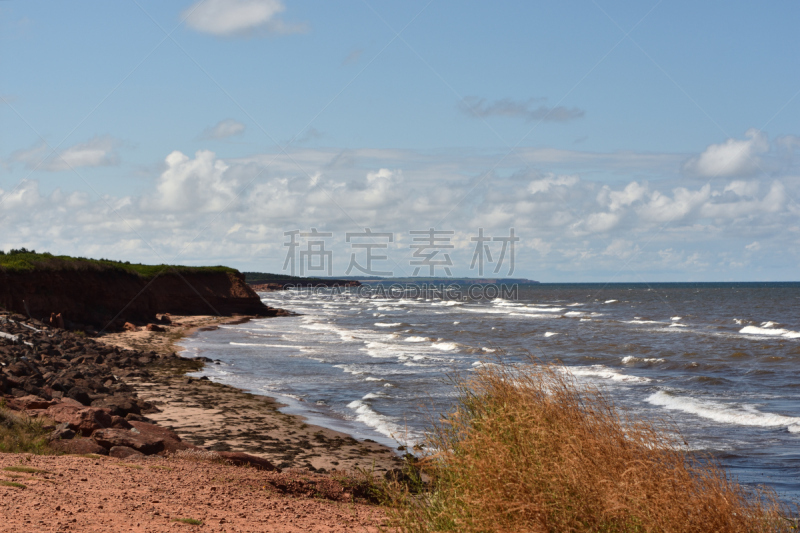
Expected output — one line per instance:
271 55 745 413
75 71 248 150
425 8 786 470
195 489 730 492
0 249 237 278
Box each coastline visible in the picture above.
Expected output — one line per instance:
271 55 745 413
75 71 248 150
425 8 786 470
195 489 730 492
96 314 403 474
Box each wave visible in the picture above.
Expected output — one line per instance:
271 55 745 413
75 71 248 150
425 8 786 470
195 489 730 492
647 391 800 432
347 400 407 440
375 322 403 327
432 342 460 351
604 299 618 304
544 332 559 337
621 356 664 364
405 336 430 342
561 365 651 383
739 325 800 339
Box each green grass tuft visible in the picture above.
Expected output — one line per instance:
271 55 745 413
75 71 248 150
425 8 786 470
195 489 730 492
173 518 203 525
0 480 27 489
3 466 48 474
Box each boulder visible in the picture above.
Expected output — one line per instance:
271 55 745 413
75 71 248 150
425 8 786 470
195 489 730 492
5 394 56 411
48 422 76 441
109 446 144 459
123 322 139 332
51 437 108 456
216 451 279 472
91 428 164 455
46 404 113 436
128 421 195 454
110 415 132 429
66 386 92 406
145 324 165 333
91 395 141 417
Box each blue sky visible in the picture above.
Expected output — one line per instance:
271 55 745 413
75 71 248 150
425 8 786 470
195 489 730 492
1 1 799 281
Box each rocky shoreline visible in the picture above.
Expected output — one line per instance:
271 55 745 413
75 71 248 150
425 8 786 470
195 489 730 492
0 309 402 474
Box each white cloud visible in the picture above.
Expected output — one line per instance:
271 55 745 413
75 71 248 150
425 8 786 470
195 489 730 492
183 0 306 37
684 129 769 178
2 144 798 280
200 119 246 140
148 150 238 212
527 174 579 195
10 136 120 172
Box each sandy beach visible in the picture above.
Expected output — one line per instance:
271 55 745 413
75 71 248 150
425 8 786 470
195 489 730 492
97 314 403 475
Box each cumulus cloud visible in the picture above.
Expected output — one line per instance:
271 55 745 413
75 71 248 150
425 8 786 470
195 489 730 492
460 97 584 123
200 119 246 140
148 150 238 212
10 136 120 172
684 129 769 178
183 0 307 37
2 144 798 279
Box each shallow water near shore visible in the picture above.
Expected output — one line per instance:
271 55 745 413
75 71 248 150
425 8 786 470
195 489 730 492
181 282 800 501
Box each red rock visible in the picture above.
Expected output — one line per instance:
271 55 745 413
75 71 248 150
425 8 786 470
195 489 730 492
110 416 132 429
128 421 195 454
123 322 139 332
6 394 56 411
145 324 165 332
216 451 279 472
109 446 144 459
59 397 84 407
51 437 108 456
46 404 113 436
91 428 164 455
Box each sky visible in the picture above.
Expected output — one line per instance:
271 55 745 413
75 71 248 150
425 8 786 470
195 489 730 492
1 0 799 281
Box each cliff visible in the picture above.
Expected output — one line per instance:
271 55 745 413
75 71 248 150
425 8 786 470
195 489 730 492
0 253 284 331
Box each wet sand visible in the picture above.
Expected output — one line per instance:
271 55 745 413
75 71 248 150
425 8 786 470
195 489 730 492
97 315 403 475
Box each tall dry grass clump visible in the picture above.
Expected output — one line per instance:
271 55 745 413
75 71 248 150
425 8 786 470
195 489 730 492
385 362 793 532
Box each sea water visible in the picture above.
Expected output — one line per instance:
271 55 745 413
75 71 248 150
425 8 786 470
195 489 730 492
181 283 800 500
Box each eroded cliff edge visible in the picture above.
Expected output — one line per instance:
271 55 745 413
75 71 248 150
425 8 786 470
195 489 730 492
0 254 286 331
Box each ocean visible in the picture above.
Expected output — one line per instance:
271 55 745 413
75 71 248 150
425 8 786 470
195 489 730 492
181 283 800 500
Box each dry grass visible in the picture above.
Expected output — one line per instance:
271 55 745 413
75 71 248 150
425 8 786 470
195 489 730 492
384 361 794 533
0 408 52 454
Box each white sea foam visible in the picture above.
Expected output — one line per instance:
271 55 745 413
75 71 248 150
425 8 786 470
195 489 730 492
567 303 584 307
432 342 459 351
375 322 403 327
405 336 430 342
625 320 665 325
671 316 682 321
229 342 302 348
453 321 461 325
347 400 406 440
621 356 664 364
482 347 497 353
365 377 386 382
605 299 618 304
647 391 800 432
739 326 800 339
561 365 651 383
564 311 584 317
544 332 559 337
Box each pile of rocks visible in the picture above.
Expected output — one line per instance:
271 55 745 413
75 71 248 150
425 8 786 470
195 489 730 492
1 310 278 471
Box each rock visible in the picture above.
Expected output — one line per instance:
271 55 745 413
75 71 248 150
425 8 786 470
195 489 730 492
145 324 165 332
159 314 172 325
49 422 76 441
128 421 195 454
46 404 113 436
216 451 280 472
91 395 141 417
123 322 139 332
5 394 56 411
66 386 93 406
51 437 108 456
109 446 144 459
110 415 132 429
91 428 164 455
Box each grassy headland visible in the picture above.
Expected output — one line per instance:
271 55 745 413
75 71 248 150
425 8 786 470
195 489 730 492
0 249 235 278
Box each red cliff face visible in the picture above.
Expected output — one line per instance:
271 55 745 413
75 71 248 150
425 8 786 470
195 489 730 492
0 269 283 331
